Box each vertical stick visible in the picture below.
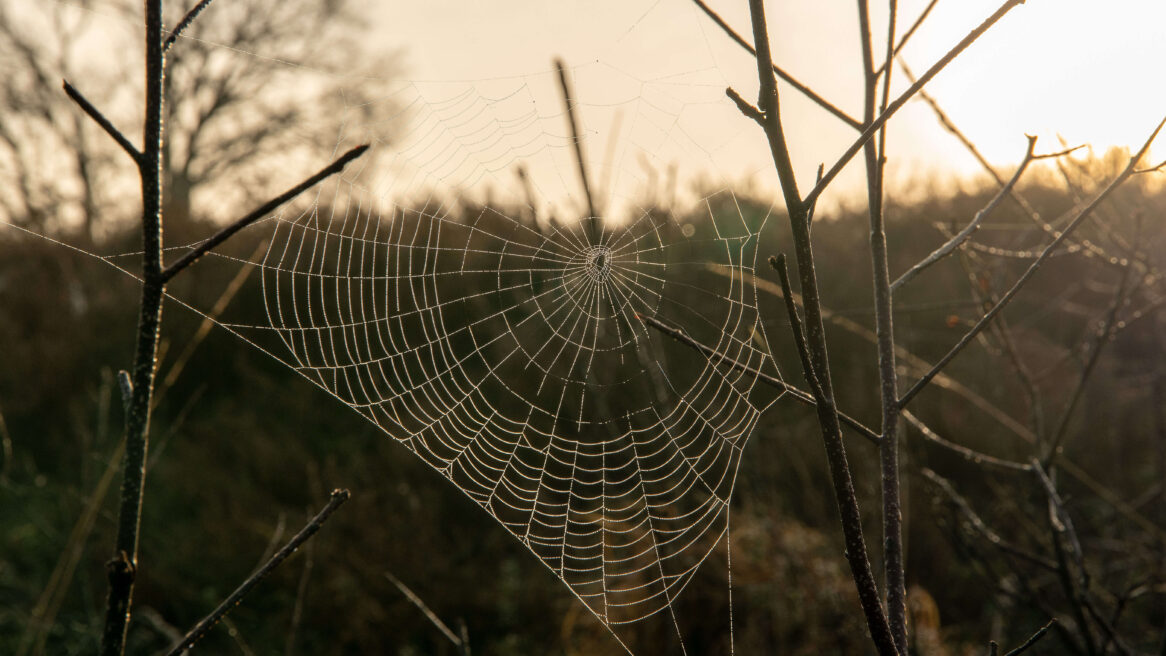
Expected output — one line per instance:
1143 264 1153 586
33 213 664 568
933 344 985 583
857 1 907 651
555 58 601 244
99 1 166 653
744 1 897 653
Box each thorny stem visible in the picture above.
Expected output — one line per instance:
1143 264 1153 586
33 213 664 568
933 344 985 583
744 1 896 652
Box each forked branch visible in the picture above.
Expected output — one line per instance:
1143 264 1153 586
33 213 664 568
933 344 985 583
803 0 1027 210
691 0 862 130
743 0 896 651
898 116 1166 408
893 136 1036 291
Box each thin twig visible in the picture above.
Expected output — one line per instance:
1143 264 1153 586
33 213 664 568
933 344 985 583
284 515 316 656
902 410 1031 472
163 0 216 52
554 59 600 244
873 0 941 78
892 136 1037 292
1030 461 1085 576
691 0 863 130
745 1 895 651
806 163 824 228
166 489 351 656
858 0 906 647
769 254 824 400
726 86 764 124
708 262 1166 539
1003 619 1057 655
1041 262 1134 466
63 80 141 163
956 248 1047 440
385 570 466 652
1032 462 1106 655
898 115 1166 408
638 313 880 444
803 0 1027 210
921 468 1058 572
161 144 368 281
900 59 1147 277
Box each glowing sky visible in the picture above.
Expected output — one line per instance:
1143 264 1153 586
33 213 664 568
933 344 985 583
371 0 1166 211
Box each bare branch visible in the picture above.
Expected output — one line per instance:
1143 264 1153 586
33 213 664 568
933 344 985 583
803 0 1027 209
163 0 216 53
892 136 1037 292
745 1 895 651
900 59 1140 273
162 144 369 281
768 254 825 400
710 264 1166 540
555 59 600 244
898 115 1166 408
873 0 941 78
921 468 1058 572
638 313 880 444
725 86 764 124
858 1 906 646
100 3 167 650
166 489 350 655
386 571 467 653
1041 262 1134 466
62 80 141 164
902 410 1032 473
691 0 863 130
1003 619 1057 655
1133 156 1166 174
1031 461 1085 575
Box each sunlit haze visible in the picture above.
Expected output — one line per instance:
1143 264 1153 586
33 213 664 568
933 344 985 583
374 0 1166 214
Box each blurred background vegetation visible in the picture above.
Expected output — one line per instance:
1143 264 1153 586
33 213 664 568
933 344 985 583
4 161 1165 654
2 1 1166 655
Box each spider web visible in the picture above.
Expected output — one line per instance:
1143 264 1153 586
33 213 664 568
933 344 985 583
210 179 779 640
10 1 799 649
152 23 792 648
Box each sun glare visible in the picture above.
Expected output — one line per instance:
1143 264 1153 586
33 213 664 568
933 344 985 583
904 0 1166 174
